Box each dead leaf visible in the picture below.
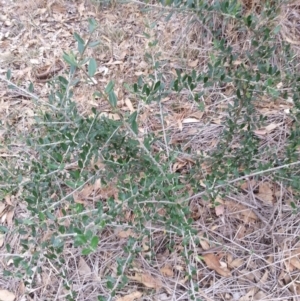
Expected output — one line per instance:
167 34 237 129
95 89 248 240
236 224 246 239
182 118 200 123
0 289 15 301
0 233 4 248
116 291 143 301
239 288 258 301
188 59 198 67
259 270 269 284
0 203 5 215
265 123 280 132
254 123 280 136
240 179 257 190
200 239 210 250
5 209 14 226
78 2 86 17
124 98 134 112
215 204 225 216
78 257 91 276
172 161 186 172
286 248 300 271
225 200 258 223
256 182 273 204
160 265 174 277
254 291 267 300
229 258 244 268
4 195 13 206
142 236 150 251
117 229 136 238
128 273 162 289
202 253 231 277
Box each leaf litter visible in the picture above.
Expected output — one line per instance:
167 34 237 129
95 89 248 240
0 0 300 300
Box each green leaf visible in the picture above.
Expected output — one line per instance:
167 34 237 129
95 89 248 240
88 58 97 77
65 180 77 189
105 81 114 94
273 25 281 35
108 91 117 107
28 82 34 92
90 236 99 249
74 32 85 54
153 81 161 93
0 226 8 233
128 111 138 134
82 248 92 255
88 41 101 48
93 91 103 99
6 69 11 80
45 211 56 221
75 234 88 246
143 32 150 39
88 18 98 33
63 52 78 67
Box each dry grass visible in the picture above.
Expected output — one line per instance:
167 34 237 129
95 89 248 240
1 0 300 300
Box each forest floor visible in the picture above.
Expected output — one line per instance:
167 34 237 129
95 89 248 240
1 0 300 300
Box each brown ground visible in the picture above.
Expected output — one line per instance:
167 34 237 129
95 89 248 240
1 0 300 300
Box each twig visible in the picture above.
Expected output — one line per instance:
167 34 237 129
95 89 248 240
185 160 300 202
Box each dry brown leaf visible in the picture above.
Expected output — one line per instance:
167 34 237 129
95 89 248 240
116 291 143 301
256 182 273 204
142 236 150 251
202 253 231 277
78 257 91 276
172 161 186 172
229 258 244 268
240 209 258 223
288 279 300 295
78 2 85 17
253 290 267 300
240 179 257 190
254 129 268 135
227 254 233 265
188 59 199 67
0 289 15 301
5 209 14 226
259 270 269 284
78 184 94 199
0 203 5 215
200 239 210 250
0 233 4 248
1 213 7 224
73 192 87 205
190 111 204 119
286 248 300 271
124 98 134 112
160 265 174 277
182 117 200 123
215 204 225 216
128 273 162 289
239 288 258 301
225 201 258 223
177 119 183 131
117 229 136 238
236 224 246 239
4 195 13 206
265 123 280 132
99 112 120 120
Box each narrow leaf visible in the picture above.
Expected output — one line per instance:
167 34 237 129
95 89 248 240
105 81 114 94
108 91 117 107
88 58 97 77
